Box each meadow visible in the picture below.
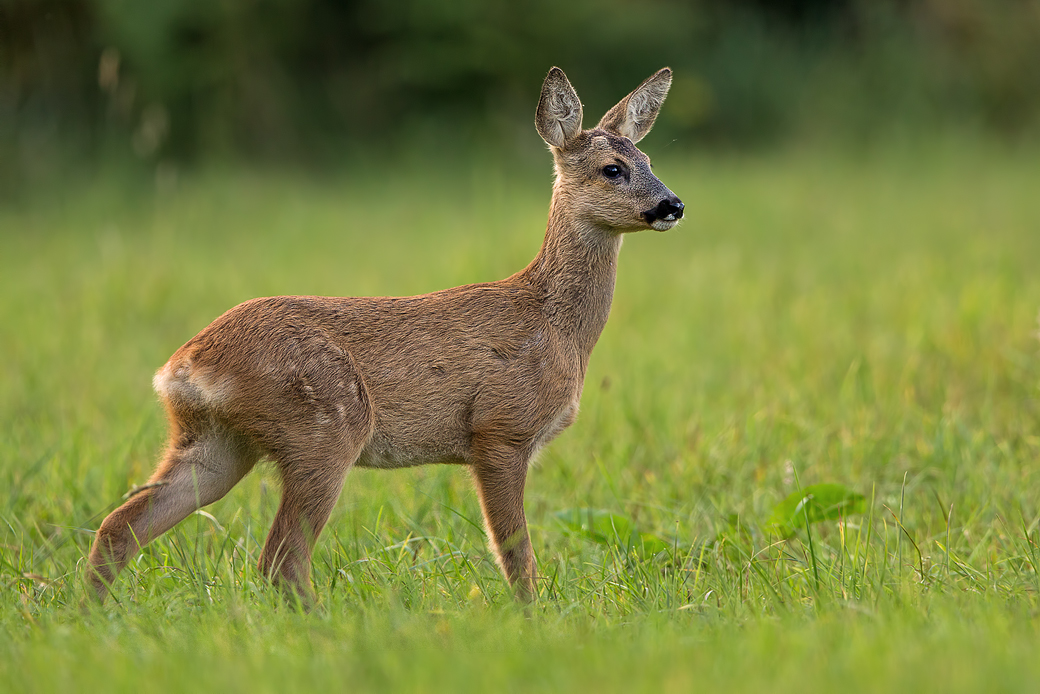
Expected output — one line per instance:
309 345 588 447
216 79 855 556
2 137 1039 692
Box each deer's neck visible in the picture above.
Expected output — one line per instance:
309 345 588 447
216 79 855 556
522 190 622 357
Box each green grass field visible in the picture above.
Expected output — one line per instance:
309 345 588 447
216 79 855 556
2 138 1040 692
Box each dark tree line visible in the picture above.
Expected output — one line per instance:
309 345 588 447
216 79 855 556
2 0 1038 167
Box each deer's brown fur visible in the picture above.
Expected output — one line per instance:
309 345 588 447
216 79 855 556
86 67 683 605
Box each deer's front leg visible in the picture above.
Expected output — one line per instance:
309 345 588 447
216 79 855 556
470 441 535 601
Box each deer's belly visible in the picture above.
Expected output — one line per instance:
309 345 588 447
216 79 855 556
355 428 469 469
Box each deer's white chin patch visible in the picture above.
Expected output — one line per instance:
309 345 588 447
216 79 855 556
651 218 678 231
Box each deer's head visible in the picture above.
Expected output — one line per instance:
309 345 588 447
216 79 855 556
536 67 683 233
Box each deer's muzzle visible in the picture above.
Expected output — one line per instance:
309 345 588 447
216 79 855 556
642 197 684 229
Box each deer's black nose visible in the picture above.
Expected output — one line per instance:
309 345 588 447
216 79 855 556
643 197 684 224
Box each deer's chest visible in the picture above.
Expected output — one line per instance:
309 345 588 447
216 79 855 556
530 397 580 456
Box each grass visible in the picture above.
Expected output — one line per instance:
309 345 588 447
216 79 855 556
2 137 1040 691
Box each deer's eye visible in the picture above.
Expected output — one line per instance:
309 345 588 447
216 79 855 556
602 164 622 179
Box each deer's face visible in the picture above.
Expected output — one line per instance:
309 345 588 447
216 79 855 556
555 129 683 233
536 67 683 235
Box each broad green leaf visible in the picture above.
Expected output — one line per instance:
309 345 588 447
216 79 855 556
767 483 866 535
553 508 670 557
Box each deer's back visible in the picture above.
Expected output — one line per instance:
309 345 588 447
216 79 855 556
153 280 586 468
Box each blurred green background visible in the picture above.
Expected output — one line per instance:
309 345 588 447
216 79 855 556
4 0 1040 188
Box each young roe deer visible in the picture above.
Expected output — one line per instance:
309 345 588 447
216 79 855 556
87 67 683 604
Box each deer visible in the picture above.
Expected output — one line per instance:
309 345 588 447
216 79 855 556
86 67 684 606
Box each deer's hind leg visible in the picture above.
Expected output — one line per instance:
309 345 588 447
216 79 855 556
253 366 375 605
87 415 260 601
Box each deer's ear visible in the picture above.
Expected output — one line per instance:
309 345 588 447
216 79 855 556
596 68 672 143
536 67 583 149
